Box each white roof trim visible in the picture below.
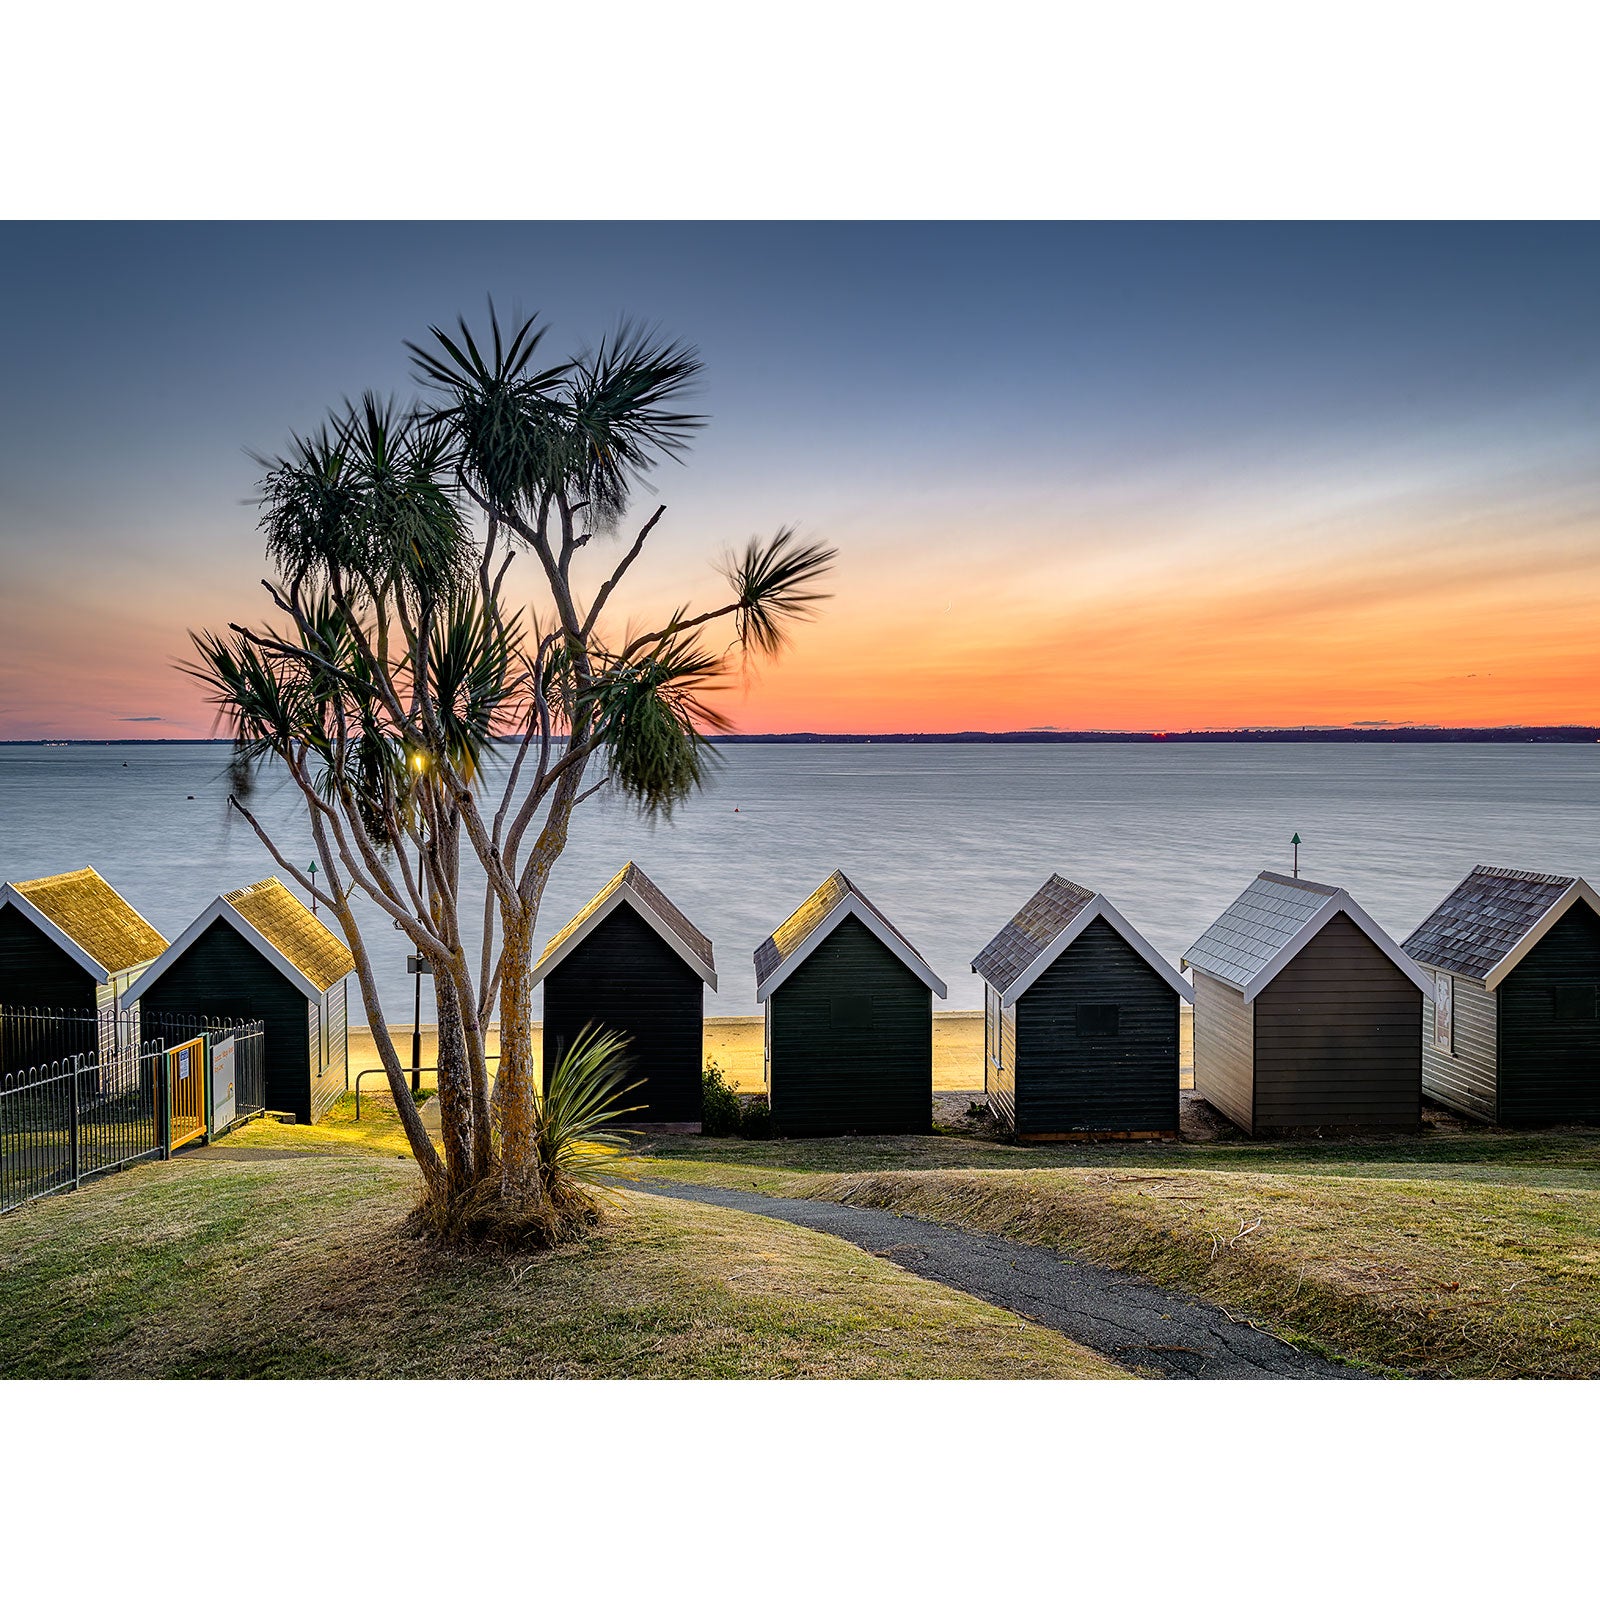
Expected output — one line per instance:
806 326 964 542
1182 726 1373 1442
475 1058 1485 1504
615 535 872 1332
0 882 113 983
529 879 717 990
1479 877 1600 991
1183 889 1431 1004
121 897 325 1008
981 895 1194 1005
756 893 947 1004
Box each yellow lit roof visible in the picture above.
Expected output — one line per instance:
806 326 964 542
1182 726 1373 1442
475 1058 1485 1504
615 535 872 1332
224 878 354 993
10 867 167 975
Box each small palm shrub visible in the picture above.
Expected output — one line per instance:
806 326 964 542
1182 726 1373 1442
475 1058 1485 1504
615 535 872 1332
415 1024 641 1249
701 1061 743 1136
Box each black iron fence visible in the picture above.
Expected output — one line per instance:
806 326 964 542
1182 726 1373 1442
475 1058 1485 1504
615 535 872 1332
0 1010 267 1216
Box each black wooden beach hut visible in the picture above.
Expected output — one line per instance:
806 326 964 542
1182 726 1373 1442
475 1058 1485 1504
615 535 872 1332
0 868 167 1066
532 862 717 1127
1403 865 1600 1125
1183 871 1428 1136
123 878 353 1124
972 874 1192 1139
753 871 947 1137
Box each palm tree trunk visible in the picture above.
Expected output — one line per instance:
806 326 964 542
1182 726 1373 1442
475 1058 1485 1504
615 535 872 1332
431 966 476 1187
493 909 540 1200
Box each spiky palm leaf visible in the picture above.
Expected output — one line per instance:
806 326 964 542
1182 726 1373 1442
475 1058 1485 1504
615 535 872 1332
535 1024 645 1185
583 627 731 817
718 526 838 656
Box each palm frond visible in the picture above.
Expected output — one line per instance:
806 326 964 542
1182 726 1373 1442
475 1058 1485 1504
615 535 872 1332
718 527 838 655
535 1024 645 1184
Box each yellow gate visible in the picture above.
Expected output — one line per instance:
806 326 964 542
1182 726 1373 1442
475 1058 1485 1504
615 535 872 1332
167 1038 207 1152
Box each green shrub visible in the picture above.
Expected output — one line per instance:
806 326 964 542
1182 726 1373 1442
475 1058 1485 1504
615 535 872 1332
701 1061 743 1136
739 1094 773 1140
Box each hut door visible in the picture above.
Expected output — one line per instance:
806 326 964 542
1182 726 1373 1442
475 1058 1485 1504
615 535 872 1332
167 1037 207 1151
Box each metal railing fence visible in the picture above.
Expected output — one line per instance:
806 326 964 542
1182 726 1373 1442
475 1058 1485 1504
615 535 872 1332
1 1045 163 1215
0 1013 268 1215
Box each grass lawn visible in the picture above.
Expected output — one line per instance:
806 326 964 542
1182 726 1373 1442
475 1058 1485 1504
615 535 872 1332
0 1151 1123 1380
628 1124 1600 1377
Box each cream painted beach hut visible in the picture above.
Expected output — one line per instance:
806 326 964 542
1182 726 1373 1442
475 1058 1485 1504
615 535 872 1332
1183 871 1428 1135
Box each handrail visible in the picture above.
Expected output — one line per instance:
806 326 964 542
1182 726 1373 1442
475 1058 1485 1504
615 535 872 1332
352 1055 500 1120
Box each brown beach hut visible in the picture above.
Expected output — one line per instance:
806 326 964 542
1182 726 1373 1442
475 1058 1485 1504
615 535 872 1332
122 878 353 1124
1182 871 1428 1135
973 874 1192 1139
754 871 947 1137
0 868 167 1067
532 862 717 1128
1403 865 1600 1125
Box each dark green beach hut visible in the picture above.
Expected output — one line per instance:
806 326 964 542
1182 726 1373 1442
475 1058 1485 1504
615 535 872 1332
1183 871 1428 1136
973 874 1191 1140
753 871 947 1137
1404 865 1600 1125
533 862 717 1128
122 878 353 1124
0 867 168 1067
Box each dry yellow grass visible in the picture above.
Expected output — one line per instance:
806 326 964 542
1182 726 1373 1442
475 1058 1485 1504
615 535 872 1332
759 1164 1600 1377
0 1155 1125 1379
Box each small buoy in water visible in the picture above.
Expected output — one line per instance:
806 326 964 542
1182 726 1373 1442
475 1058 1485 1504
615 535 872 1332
187 795 195 800
734 807 740 812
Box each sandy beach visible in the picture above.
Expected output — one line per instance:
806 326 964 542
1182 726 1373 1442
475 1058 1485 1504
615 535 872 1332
349 1009 1196 1096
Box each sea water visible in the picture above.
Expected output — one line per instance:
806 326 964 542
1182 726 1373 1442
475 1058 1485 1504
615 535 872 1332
1 742 1596 1022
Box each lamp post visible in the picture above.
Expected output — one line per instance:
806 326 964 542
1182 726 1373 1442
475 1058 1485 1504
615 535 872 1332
407 750 428 1097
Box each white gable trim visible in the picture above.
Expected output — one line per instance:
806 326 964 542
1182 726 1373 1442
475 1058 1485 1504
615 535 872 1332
756 894 947 1004
986 895 1193 1005
529 880 717 990
0 882 113 983
1185 890 1431 1004
1480 878 1600 991
121 898 324 1008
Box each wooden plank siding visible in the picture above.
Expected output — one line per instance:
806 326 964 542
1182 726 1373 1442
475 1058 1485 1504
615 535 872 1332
0 903 100 1012
137 921 317 1123
1497 901 1600 1124
1420 970 1498 1122
1192 970 1255 1134
540 902 704 1123
1012 916 1180 1136
1252 912 1421 1132
308 983 346 1125
984 983 1018 1132
768 913 932 1136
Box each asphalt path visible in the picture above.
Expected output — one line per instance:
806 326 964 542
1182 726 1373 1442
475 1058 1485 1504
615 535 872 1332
622 1178 1362 1380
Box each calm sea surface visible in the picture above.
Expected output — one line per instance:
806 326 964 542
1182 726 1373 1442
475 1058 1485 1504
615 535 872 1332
2 742 1596 1023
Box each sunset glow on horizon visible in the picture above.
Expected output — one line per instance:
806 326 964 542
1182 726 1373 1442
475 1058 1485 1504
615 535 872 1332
3 222 1598 739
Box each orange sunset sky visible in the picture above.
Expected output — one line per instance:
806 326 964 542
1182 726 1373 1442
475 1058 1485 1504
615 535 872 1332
2 222 1597 738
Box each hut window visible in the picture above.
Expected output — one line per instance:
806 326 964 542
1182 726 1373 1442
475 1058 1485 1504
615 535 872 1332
1076 1004 1119 1037
1554 983 1597 1022
830 995 875 1033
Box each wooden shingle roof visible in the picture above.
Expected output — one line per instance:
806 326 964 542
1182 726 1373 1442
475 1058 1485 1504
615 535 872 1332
1183 870 1428 1003
6 867 167 978
530 862 716 989
972 875 1096 993
224 879 355 993
972 873 1192 1003
753 871 946 1001
1403 865 1600 987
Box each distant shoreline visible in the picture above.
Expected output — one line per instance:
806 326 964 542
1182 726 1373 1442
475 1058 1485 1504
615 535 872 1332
6 726 1600 748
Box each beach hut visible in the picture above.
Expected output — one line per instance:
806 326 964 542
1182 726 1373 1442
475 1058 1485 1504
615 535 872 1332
1403 865 1600 1125
1182 871 1428 1135
753 871 946 1137
0 867 167 1066
122 878 353 1124
972 874 1192 1139
532 862 717 1127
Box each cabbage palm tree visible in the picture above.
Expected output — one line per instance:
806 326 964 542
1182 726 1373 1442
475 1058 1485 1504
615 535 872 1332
190 309 834 1238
